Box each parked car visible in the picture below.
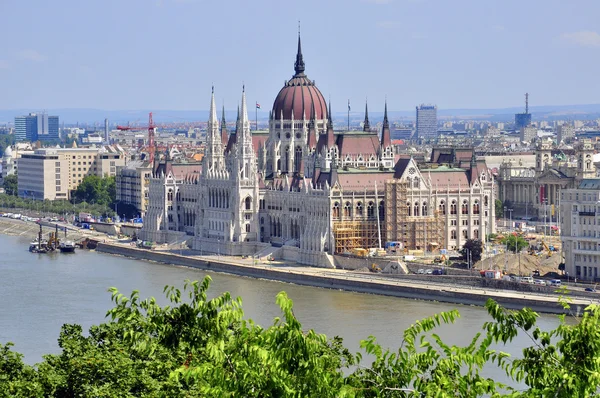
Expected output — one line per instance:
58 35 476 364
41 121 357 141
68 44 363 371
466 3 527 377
534 279 547 286
432 269 444 275
550 279 562 286
520 276 534 284
585 287 597 293
425 269 433 275
417 269 425 274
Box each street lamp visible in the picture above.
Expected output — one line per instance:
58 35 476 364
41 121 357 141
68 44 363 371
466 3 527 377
504 208 513 274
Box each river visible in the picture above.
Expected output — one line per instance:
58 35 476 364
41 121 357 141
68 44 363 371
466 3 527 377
0 233 560 386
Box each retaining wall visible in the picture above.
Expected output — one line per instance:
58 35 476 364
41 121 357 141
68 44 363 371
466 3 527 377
95 242 584 315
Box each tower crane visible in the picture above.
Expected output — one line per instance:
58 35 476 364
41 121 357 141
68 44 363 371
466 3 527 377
117 112 156 163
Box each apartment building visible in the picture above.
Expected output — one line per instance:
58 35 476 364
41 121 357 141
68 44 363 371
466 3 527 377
116 160 152 216
560 179 600 281
17 146 125 200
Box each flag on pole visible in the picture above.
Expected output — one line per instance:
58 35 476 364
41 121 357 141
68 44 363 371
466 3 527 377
256 102 261 109
348 100 351 112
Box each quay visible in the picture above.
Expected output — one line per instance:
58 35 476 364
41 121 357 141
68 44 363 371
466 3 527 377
96 241 589 315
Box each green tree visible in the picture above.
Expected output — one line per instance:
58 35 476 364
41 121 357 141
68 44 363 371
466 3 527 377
495 198 504 218
502 234 529 253
460 238 483 263
2 174 18 196
5 277 600 396
72 175 116 207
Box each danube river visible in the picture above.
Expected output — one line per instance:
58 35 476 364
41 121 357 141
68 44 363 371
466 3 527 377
0 234 560 384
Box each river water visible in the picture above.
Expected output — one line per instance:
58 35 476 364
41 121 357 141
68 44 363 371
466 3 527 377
0 233 560 385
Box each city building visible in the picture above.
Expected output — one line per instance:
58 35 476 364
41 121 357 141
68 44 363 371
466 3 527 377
415 104 437 141
557 124 575 143
1 143 34 180
14 112 59 142
560 179 600 281
497 140 596 219
116 160 153 216
17 146 125 200
515 93 532 130
140 34 495 265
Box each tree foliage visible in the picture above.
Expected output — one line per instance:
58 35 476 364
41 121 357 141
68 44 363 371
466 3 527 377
1 277 600 397
72 175 116 207
495 199 504 219
0 193 114 218
461 238 483 263
502 234 529 253
2 175 18 196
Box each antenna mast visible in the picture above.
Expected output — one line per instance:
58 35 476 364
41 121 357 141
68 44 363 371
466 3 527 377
525 92 529 114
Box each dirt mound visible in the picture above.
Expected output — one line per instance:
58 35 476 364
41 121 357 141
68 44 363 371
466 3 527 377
476 251 561 276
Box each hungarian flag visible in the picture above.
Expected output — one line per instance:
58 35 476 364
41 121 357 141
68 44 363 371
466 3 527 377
348 100 351 112
256 102 261 109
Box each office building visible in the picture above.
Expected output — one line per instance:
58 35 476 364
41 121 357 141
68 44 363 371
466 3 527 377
17 146 125 200
116 161 152 216
14 112 59 142
560 179 600 281
415 104 437 141
515 93 532 130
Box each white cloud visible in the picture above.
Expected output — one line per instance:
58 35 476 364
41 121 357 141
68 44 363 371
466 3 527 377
0 60 9 69
561 31 600 48
17 49 47 62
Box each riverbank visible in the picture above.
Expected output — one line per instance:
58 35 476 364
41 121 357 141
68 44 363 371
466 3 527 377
96 241 590 315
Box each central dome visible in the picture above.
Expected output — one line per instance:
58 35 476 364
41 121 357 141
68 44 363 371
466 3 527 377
271 35 327 121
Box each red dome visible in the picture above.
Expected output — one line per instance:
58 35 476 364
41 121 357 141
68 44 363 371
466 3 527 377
272 76 327 120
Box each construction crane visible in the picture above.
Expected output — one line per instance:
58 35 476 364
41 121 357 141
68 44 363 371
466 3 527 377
117 112 156 163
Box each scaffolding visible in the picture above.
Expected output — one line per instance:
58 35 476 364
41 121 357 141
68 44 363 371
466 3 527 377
385 180 445 251
333 220 381 254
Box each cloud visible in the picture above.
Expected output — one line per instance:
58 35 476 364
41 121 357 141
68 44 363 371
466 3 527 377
0 60 9 69
561 31 600 48
17 49 47 62
376 21 397 29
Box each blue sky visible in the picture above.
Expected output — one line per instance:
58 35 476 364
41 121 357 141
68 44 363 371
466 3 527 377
0 0 598 113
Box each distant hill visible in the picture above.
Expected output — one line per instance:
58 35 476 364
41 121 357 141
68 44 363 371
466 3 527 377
1 104 599 125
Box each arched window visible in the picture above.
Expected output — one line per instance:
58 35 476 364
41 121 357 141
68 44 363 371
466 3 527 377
379 201 384 220
461 200 469 215
462 230 468 239
422 201 428 216
245 197 252 210
407 202 411 216
439 200 446 215
367 202 374 218
356 202 363 216
413 202 419 217
451 230 457 239
474 229 479 239
413 178 419 188
276 158 281 171
344 201 352 218
484 195 489 207
473 200 480 215
167 189 173 201
450 200 457 215
295 146 302 172
333 202 340 218
245 224 250 233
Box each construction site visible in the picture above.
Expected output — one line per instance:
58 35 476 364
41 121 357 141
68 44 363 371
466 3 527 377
384 180 445 252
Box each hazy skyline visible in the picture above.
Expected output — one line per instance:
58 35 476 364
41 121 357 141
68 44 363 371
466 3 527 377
0 0 598 113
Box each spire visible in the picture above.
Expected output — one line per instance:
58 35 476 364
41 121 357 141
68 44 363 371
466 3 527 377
235 104 240 135
327 99 333 128
381 100 391 148
221 104 228 146
208 85 218 126
363 100 370 132
470 150 477 168
294 23 305 76
239 85 250 139
307 102 317 149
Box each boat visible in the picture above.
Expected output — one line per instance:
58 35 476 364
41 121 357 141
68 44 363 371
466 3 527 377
59 241 76 253
29 239 49 253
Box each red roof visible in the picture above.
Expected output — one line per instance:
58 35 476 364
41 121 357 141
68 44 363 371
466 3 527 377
272 75 327 120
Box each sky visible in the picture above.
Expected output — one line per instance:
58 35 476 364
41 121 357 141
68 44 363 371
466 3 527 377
0 0 599 114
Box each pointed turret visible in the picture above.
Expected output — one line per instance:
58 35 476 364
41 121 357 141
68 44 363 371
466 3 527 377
208 85 218 128
239 85 250 136
363 100 370 132
294 29 305 76
381 100 391 148
327 99 333 129
235 104 240 135
220 105 228 147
